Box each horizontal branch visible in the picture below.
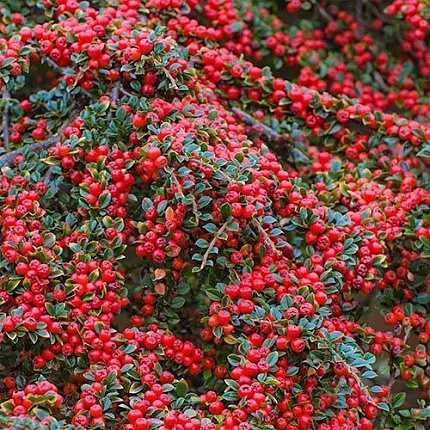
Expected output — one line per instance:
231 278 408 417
0 135 60 166
0 103 84 167
232 108 289 144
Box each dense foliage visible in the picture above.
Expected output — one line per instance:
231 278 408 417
0 0 429 429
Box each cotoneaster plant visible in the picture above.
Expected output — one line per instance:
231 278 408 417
0 1 429 429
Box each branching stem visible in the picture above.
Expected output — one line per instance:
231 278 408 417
254 220 281 256
171 173 200 225
378 326 412 429
232 108 288 144
199 220 229 271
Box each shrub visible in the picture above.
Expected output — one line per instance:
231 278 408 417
0 0 429 429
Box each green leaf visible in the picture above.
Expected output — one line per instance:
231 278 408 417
206 289 223 301
175 379 188 397
98 192 111 209
266 351 279 367
43 233 56 248
171 297 185 309
392 392 406 409
220 203 231 218
377 402 390 412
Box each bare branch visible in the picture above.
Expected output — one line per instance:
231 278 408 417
191 158 231 182
44 166 54 184
309 1 334 23
171 173 200 225
112 83 120 104
199 220 229 271
0 134 60 166
42 56 64 75
163 68 179 90
254 220 282 256
119 84 134 98
0 106 83 167
313 334 378 408
379 326 413 429
232 107 289 144
373 71 390 93
108 83 121 120
356 0 364 24
330 347 378 408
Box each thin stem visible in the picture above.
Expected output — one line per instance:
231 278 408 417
1 88 10 152
119 84 134 98
356 0 364 24
0 135 60 166
373 71 390 93
254 220 282 256
330 347 378 407
44 166 54 183
309 1 333 23
171 173 200 225
316 4 334 22
42 56 64 75
192 158 231 182
363 0 390 24
199 220 229 271
313 334 378 407
378 325 412 429
163 68 179 90
108 83 121 120
0 106 83 166
112 83 120 104
232 108 289 144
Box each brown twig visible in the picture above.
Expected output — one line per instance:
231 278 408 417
42 56 64 75
1 87 11 152
0 105 83 166
331 347 378 408
254 220 282 256
309 1 334 23
316 3 334 22
313 333 378 408
314 1 395 95
373 71 390 93
378 325 413 429
108 83 121 120
0 134 60 166
356 0 364 24
199 220 229 271
171 173 200 224
389 325 413 389
363 0 390 24
191 158 231 182
44 166 54 183
119 84 134 98
112 83 120 104
232 108 289 144
163 68 179 90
